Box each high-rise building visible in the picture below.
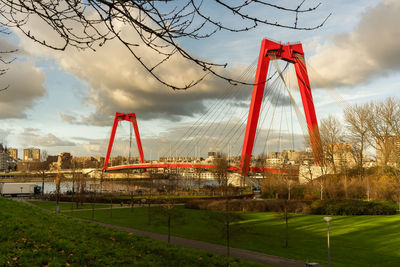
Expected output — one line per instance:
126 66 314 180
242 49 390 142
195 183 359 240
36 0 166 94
23 148 40 162
0 144 8 171
8 148 18 160
328 142 355 170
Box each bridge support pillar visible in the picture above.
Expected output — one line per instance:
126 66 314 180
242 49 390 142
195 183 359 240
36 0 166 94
103 112 145 171
239 39 323 176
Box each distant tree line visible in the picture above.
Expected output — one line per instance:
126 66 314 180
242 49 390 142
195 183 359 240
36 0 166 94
262 97 400 206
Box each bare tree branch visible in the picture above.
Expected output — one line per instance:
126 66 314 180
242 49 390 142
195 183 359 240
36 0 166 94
0 0 329 90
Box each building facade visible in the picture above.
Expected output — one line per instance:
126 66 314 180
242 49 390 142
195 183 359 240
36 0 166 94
23 148 40 161
0 144 8 171
8 148 18 160
329 142 355 171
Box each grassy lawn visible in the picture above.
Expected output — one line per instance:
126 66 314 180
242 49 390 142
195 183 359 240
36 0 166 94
0 197 262 266
28 200 109 212
67 205 400 266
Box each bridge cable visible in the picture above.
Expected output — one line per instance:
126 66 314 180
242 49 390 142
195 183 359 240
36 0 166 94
170 58 258 158
230 64 286 157
274 60 308 140
175 58 286 159
211 68 283 157
225 67 283 157
180 61 261 158
261 69 285 156
197 62 273 157
253 60 290 155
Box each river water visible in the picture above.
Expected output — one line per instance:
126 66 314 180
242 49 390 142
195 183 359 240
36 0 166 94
4 178 218 194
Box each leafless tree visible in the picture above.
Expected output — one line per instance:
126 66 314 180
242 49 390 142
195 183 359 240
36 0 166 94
344 104 369 175
390 139 400 211
366 100 395 166
54 170 64 212
274 200 293 248
208 207 245 256
33 150 49 195
319 115 343 174
344 103 373 200
0 1 329 90
71 160 86 208
300 159 326 200
0 27 17 90
378 98 400 136
255 154 268 186
155 196 183 243
337 146 351 199
298 139 327 200
194 166 202 192
211 156 229 193
284 176 296 201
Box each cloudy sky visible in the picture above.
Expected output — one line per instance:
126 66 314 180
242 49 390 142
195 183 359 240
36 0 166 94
1 0 400 160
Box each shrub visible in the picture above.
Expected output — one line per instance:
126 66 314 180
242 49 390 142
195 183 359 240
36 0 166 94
185 199 311 214
311 199 396 215
187 199 396 215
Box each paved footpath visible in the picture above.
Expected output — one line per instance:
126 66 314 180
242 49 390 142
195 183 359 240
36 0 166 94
72 216 307 267
19 198 313 267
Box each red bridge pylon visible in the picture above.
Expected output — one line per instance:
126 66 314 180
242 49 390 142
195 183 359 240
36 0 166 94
103 112 145 170
239 39 324 176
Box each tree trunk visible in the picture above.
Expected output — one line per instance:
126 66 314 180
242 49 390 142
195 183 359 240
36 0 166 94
147 202 151 225
398 191 400 212
41 172 45 196
344 173 348 199
110 195 113 218
285 207 288 248
320 183 323 200
198 173 201 191
91 194 95 220
226 221 230 256
168 214 171 243
130 191 133 212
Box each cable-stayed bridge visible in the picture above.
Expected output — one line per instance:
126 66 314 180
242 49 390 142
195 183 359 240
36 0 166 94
102 39 324 177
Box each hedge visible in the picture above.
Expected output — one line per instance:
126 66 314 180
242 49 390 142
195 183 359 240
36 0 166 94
186 199 397 215
311 199 397 215
185 199 312 213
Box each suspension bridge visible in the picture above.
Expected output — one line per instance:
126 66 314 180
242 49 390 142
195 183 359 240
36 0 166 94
102 39 324 177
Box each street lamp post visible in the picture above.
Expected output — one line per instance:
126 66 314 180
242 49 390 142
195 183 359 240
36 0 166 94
324 217 332 267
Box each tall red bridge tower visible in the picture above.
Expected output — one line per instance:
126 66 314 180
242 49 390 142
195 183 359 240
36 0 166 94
103 112 145 170
239 39 323 175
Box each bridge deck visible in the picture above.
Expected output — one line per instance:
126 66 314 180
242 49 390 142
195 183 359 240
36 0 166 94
105 163 298 175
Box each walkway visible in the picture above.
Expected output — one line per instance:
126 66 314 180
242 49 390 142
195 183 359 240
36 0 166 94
73 217 307 267
19 198 315 267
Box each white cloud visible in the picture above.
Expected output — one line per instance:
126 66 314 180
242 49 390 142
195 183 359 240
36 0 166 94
19 129 75 147
0 60 46 119
15 16 249 125
309 0 400 88
0 128 11 144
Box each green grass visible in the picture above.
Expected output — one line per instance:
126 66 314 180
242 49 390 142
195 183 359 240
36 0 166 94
0 197 261 266
28 200 109 212
67 204 400 266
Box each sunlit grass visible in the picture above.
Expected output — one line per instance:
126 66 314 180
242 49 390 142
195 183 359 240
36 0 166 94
0 197 261 266
70 205 400 266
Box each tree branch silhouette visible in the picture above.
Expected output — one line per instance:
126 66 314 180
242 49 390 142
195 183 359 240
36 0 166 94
0 0 329 90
